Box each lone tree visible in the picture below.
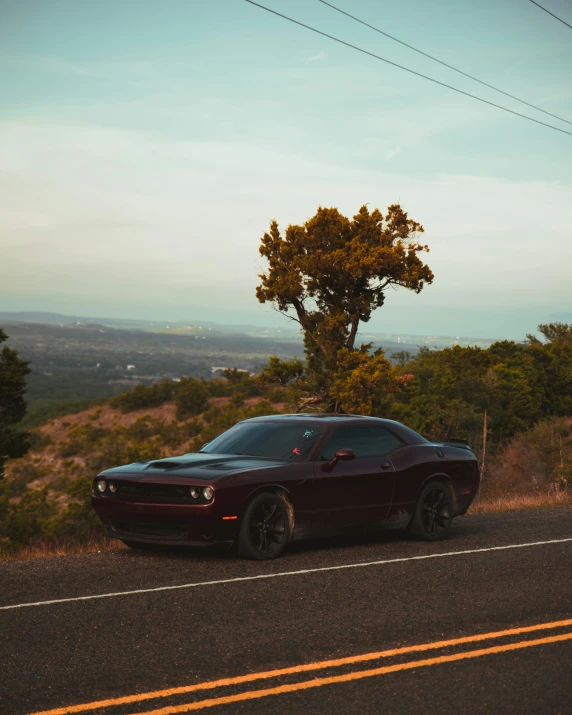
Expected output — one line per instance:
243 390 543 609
256 204 433 412
0 329 31 479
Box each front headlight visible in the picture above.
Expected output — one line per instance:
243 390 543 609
96 480 107 493
202 486 214 502
190 487 200 499
109 482 117 493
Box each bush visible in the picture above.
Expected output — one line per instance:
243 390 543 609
4 461 49 496
175 377 209 419
485 417 572 498
85 430 164 474
47 476 103 540
58 423 110 457
110 380 176 413
0 487 56 548
208 378 234 397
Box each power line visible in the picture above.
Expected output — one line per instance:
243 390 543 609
318 0 572 127
529 0 572 30
244 0 572 138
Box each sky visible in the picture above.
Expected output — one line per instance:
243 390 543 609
1 0 571 340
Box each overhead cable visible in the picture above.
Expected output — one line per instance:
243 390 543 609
244 0 572 137
529 0 572 30
318 0 571 127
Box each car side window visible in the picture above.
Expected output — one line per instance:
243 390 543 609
318 426 404 460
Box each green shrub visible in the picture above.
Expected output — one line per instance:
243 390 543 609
5 461 49 496
110 380 176 413
126 416 159 441
175 377 209 419
47 476 103 540
208 378 234 397
0 487 56 548
58 423 110 457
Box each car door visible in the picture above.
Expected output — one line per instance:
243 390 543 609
312 425 403 531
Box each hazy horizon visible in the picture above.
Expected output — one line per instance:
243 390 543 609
1 0 571 341
2 307 570 344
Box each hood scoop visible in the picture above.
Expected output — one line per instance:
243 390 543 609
145 460 184 470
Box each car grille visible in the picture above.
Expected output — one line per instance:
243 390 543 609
110 520 188 539
111 481 191 503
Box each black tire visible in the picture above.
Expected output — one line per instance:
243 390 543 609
237 491 293 560
409 481 453 541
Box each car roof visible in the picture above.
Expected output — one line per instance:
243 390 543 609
242 414 428 444
246 413 390 423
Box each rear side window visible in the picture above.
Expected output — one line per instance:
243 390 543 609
318 426 405 460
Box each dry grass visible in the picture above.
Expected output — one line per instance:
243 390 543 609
470 490 572 514
0 537 127 562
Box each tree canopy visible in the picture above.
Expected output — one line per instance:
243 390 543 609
256 203 433 411
0 329 31 479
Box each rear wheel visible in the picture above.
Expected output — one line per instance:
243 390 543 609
237 492 292 560
409 481 452 541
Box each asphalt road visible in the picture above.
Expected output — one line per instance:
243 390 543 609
1 506 571 715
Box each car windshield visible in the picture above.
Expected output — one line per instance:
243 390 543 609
202 422 324 461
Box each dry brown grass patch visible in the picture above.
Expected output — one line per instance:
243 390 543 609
470 491 572 514
0 537 127 562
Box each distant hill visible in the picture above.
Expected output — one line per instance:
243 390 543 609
0 310 498 349
0 311 301 340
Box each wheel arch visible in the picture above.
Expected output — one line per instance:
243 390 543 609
244 483 292 504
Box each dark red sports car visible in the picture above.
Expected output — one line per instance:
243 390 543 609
91 414 480 560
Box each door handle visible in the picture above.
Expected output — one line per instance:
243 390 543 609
380 463 391 470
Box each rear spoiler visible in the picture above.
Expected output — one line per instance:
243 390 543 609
436 438 474 452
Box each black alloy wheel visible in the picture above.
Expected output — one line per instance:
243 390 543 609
409 481 452 541
237 492 292 560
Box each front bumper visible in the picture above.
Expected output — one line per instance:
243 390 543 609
91 494 237 545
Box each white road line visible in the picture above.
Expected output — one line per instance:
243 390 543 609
1 537 571 611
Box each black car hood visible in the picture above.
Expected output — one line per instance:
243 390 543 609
99 453 288 480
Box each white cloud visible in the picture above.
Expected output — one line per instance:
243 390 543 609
387 145 402 160
0 120 570 335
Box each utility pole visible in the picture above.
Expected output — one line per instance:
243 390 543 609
481 410 488 481
559 434 565 489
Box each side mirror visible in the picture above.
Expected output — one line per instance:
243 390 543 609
323 448 355 472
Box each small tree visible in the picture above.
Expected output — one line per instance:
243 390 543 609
256 204 433 411
257 356 305 386
0 329 31 479
527 322 572 345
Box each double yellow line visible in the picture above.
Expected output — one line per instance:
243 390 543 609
30 618 572 715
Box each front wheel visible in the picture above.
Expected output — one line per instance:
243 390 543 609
237 492 292 560
409 481 453 541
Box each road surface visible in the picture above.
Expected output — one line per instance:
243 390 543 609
1 506 571 714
